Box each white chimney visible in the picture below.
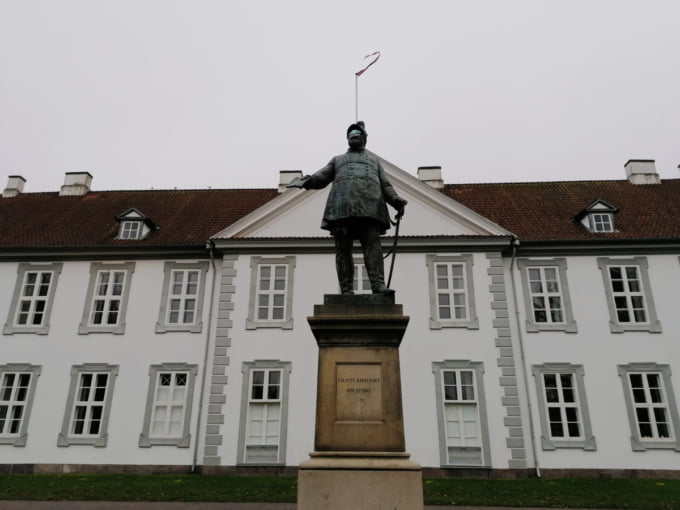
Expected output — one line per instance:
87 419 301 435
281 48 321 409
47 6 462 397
625 159 660 185
417 166 444 189
278 170 303 193
60 171 93 196
3 175 26 198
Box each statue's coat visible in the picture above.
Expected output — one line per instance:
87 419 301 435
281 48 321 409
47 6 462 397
303 150 402 234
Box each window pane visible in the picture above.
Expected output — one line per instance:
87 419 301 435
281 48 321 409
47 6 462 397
172 272 184 294
630 373 643 387
186 271 199 294
72 406 86 434
268 383 280 400
89 406 102 434
112 272 125 295
9 406 23 433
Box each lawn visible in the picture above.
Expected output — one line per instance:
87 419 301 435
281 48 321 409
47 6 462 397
0 474 679 509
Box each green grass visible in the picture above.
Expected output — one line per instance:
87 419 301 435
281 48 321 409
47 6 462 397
1 474 679 509
423 478 680 509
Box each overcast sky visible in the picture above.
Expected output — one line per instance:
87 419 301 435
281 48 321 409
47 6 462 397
1 0 679 193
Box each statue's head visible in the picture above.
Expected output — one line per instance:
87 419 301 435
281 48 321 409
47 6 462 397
347 121 367 150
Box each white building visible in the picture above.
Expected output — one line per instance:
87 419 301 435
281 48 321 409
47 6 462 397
1 157 679 477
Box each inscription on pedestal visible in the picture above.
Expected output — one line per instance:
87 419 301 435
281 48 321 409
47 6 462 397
336 363 382 422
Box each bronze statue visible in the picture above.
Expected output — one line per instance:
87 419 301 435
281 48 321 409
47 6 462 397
287 121 407 295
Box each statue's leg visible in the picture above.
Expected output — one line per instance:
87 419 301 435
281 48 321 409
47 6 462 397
358 222 388 294
333 225 354 295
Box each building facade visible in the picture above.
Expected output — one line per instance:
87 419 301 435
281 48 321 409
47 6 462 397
1 158 679 477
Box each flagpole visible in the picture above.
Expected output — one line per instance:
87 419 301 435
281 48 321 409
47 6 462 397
355 74 359 122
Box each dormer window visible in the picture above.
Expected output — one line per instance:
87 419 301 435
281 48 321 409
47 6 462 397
115 208 157 240
590 212 614 233
576 199 618 233
120 220 143 240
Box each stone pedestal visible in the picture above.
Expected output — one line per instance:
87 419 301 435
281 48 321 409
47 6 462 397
298 294 424 510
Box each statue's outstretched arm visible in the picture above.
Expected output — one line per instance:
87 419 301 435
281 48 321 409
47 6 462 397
286 159 336 190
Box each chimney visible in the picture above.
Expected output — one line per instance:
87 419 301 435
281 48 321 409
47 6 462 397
60 171 92 196
625 159 660 185
417 166 444 189
3 175 26 198
278 170 303 193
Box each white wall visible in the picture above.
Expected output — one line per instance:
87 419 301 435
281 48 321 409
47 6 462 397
218 250 521 469
514 253 680 471
1 259 212 466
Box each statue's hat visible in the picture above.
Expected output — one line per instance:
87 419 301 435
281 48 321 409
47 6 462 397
347 121 367 138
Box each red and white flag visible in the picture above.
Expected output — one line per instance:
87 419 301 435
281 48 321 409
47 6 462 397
355 51 381 76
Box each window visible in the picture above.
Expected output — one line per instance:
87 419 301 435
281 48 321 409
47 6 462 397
597 257 661 333
432 360 490 467
426 254 478 330
618 363 680 451
0 364 41 446
590 213 614 233
532 364 596 450
4 263 62 335
517 258 577 333
156 262 209 333
246 257 295 330
237 360 292 465
577 199 618 233
352 262 372 294
79 262 135 334
139 363 198 447
58 364 118 447
115 208 156 240
120 221 143 240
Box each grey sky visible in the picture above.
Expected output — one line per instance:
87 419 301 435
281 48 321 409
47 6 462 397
1 0 679 193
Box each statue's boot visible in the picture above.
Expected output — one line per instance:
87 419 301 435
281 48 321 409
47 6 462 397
361 229 394 296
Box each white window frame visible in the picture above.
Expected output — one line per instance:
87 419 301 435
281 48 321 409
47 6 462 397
0 364 41 446
237 360 292 465
119 220 143 240
352 260 372 295
532 363 596 450
246 256 295 330
156 261 209 333
79 262 135 334
618 363 680 451
597 257 661 333
58 363 118 447
589 212 615 233
432 360 490 467
3 263 63 335
139 363 198 447
517 258 577 333
426 254 479 330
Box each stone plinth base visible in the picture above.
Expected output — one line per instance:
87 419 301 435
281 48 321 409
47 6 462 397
298 452 424 510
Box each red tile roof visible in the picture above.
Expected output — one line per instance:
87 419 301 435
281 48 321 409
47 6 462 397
3 178 680 249
442 179 680 241
0 189 278 248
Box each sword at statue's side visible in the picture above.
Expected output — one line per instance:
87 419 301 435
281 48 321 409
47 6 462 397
385 209 402 289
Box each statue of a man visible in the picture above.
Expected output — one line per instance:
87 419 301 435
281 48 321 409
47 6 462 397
287 121 407 295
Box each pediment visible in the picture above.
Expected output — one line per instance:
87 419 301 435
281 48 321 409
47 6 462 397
212 152 513 240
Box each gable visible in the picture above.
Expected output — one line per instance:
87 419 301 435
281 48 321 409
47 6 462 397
212 152 513 240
